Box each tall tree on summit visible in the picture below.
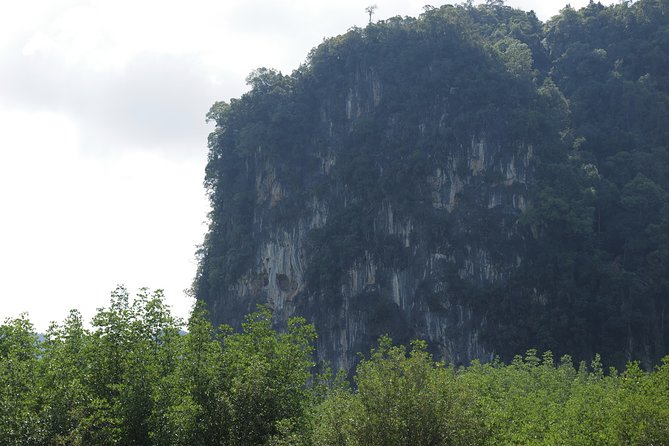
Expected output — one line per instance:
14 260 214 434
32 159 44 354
365 5 377 23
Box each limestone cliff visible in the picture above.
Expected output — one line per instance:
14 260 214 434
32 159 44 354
197 9 552 371
197 3 669 370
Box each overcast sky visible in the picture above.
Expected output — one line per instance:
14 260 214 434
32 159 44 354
0 0 594 331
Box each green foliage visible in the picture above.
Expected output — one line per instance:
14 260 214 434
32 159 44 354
165 300 225 446
312 337 486 446
39 310 91 446
310 337 669 446
0 315 43 445
0 289 320 445
3 298 669 445
220 308 317 445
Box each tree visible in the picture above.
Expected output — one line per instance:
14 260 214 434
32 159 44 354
220 307 317 445
365 5 377 24
39 309 91 445
166 301 227 446
313 337 486 446
0 315 43 445
79 286 182 445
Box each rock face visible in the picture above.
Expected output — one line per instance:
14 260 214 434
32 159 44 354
197 15 549 371
212 136 533 370
206 137 533 371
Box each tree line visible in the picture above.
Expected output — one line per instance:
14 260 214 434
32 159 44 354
1 287 668 445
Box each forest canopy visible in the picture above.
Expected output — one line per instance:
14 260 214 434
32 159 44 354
1 287 668 445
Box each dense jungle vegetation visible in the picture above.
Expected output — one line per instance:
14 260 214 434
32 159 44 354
1 288 668 446
197 0 669 369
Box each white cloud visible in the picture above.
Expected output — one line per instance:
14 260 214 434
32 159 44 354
0 108 207 329
0 47 230 157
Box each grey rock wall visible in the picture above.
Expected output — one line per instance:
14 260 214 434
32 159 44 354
204 63 536 372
